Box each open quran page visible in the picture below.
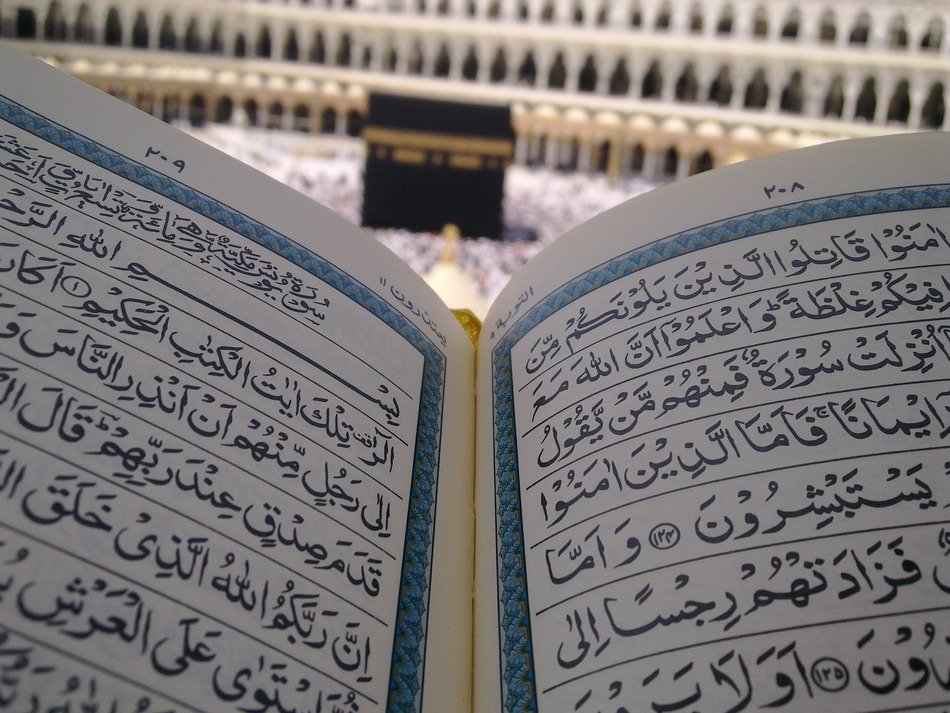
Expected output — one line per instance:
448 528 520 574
475 131 949 713
0 45 476 713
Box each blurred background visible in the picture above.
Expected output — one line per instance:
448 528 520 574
4 0 947 315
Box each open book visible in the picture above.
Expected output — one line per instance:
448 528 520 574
1 44 947 713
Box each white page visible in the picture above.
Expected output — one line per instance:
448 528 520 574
0 44 475 713
476 131 949 712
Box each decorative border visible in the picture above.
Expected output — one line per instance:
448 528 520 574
491 183 950 712
0 95 445 713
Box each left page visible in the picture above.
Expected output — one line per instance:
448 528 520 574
0 44 475 713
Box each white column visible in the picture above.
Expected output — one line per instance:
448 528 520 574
545 135 559 169
532 134 544 164
804 71 828 117
577 140 592 172
842 74 861 120
765 69 781 113
907 16 926 54
676 151 691 180
370 37 385 72
798 6 819 44
629 61 647 99
515 133 529 164
868 13 887 50
152 91 164 119
535 50 554 87
121 7 139 47
336 106 348 136
422 39 438 74
325 33 339 66
595 53 610 93
619 144 632 178
909 83 927 129
669 3 686 34
91 4 107 44
732 3 751 38
396 38 411 73
477 44 491 82
874 75 895 124
606 137 622 179
642 146 657 180
695 64 715 103
660 61 676 102
450 45 465 80
564 52 581 92
527 0 542 23
835 9 851 48
349 37 364 68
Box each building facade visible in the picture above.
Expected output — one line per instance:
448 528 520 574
3 0 948 179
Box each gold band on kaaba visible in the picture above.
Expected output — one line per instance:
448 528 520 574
363 127 514 158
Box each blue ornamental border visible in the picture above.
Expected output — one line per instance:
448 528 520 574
0 95 444 713
491 182 950 712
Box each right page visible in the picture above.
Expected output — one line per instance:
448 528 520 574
475 132 949 713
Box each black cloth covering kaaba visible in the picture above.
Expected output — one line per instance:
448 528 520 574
360 94 514 239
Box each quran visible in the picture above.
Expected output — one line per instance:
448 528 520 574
0 44 948 713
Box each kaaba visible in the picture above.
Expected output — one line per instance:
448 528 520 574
361 94 514 239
